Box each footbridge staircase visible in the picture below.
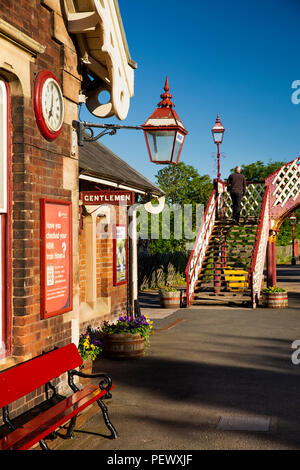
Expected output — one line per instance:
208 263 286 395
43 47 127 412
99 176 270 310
185 158 300 308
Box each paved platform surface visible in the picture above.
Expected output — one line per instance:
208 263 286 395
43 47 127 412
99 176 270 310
276 263 300 293
55 265 300 451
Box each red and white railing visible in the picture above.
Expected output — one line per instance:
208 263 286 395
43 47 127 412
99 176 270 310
248 187 270 308
185 190 218 307
185 180 270 308
265 157 300 220
222 182 265 219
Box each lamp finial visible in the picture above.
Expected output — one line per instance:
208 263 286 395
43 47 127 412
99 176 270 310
158 76 175 108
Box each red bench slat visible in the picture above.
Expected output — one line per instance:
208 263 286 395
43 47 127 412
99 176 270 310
0 344 82 409
0 383 113 450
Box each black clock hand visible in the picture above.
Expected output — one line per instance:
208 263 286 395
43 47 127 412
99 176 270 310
48 87 54 118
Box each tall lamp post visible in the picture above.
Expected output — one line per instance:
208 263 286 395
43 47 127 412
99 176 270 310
290 212 297 265
211 114 225 180
211 114 225 293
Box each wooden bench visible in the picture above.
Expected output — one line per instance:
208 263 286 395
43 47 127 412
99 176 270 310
0 343 118 450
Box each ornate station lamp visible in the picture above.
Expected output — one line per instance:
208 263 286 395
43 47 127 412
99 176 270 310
211 113 225 179
73 77 188 165
141 77 188 165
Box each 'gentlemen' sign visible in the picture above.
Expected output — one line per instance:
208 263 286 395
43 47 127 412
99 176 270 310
80 191 134 205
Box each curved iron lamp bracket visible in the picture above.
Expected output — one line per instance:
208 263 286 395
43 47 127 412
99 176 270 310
72 120 142 146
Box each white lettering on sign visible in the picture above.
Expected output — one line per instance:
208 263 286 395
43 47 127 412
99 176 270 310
81 192 132 205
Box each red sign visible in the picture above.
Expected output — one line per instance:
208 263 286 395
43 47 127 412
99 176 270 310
80 190 134 205
40 199 73 318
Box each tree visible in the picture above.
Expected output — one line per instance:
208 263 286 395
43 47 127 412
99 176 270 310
230 160 287 182
276 209 300 246
229 160 299 246
147 163 213 253
156 162 212 206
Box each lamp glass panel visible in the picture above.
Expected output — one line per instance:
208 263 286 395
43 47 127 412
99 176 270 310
213 130 223 143
146 131 176 162
172 132 185 163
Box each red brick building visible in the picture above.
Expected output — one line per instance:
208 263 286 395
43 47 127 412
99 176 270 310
0 0 164 422
0 1 81 370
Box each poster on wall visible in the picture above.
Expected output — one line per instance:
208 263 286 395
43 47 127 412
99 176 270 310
40 199 73 318
113 224 127 286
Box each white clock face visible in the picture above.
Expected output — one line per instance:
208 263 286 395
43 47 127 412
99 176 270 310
41 78 64 132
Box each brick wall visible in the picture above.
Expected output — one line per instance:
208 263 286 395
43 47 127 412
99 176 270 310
0 1 80 423
8 2 78 360
79 203 128 332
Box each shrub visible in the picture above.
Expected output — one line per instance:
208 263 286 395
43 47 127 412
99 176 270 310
261 286 286 293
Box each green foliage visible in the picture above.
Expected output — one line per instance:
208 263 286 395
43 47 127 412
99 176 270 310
149 235 186 254
261 286 286 293
156 162 212 206
159 287 180 292
229 160 299 246
78 328 103 361
230 160 287 181
149 163 213 253
276 208 300 246
100 314 153 345
138 252 189 290
145 160 299 253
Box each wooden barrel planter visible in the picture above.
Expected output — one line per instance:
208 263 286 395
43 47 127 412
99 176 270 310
261 291 288 308
160 290 181 308
102 333 145 359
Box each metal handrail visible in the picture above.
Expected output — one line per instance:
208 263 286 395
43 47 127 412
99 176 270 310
219 180 265 220
248 187 270 307
185 190 218 306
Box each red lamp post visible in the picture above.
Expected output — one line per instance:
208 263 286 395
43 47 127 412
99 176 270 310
211 114 225 179
290 212 297 265
142 77 188 165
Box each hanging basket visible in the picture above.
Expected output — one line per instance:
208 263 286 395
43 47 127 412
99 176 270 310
102 333 145 359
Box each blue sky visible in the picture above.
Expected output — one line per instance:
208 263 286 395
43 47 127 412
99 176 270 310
81 0 300 185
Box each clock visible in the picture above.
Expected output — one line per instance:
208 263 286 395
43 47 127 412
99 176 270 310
33 70 64 140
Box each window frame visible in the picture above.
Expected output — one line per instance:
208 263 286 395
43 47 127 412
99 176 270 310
0 78 12 359
0 80 7 213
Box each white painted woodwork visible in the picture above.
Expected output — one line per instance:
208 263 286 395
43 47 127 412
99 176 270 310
64 0 136 120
